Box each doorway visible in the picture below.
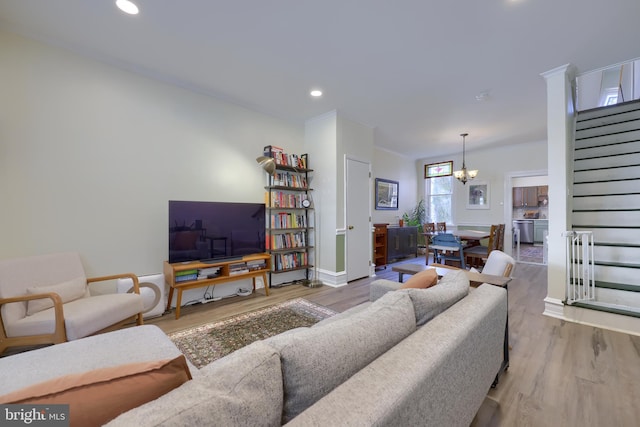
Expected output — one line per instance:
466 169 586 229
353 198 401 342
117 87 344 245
505 170 548 265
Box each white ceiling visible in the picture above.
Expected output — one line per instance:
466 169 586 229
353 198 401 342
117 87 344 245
2 0 639 158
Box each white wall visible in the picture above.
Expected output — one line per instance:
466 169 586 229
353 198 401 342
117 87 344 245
372 146 417 226
0 31 304 278
304 111 374 283
305 112 338 274
417 140 547 227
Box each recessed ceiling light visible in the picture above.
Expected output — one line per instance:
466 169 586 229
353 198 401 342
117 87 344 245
116 0 139 15
310 90 323 97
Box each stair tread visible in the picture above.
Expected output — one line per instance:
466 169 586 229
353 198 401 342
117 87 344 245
595 281 640 292
572 301 640 317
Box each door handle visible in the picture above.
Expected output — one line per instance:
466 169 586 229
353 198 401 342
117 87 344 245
348 226 354 230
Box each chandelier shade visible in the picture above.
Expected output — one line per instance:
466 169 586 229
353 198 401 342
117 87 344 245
453 133 478 185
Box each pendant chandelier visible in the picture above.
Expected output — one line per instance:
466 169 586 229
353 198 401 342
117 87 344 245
453 133 478 185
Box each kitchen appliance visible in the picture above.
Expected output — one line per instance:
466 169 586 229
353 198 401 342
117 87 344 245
513 220 534 244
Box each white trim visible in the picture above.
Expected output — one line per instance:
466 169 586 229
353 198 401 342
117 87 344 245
543 296 565 319
563 304 640 337
316 267 348 287
575 56 640 77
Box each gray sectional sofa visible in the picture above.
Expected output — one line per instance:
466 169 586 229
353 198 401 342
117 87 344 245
0 270 508 426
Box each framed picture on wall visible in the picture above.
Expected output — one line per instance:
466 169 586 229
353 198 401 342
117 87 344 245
375 178 399 210
467 181 490 209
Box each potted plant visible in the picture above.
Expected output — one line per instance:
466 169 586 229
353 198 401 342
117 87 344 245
403 200 427 250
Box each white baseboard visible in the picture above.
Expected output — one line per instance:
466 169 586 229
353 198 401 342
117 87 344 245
316 268 347 287
543 296 565 319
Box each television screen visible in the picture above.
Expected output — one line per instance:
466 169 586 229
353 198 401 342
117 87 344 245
168 201 266 264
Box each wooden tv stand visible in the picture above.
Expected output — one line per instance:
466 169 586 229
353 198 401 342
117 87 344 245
163 253 271 319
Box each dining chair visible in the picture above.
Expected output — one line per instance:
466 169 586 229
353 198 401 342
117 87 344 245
422 223 436 264
465 225 500 269
495 224 506 251
430 233 465 269
436 222 447 232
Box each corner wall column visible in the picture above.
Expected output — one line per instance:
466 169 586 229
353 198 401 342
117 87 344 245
541 64 576 318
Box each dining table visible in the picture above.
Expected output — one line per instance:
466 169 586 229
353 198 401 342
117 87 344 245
422 229 490 265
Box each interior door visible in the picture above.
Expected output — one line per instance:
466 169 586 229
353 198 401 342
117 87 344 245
346 157 371 281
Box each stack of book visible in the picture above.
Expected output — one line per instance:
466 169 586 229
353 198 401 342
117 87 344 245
246 259 267 271
197 266 221 279
175 269 198 282
263 145 307 169
269 212 308 229
229 262 249 276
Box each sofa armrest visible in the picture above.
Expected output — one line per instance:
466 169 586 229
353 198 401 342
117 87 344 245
0 292 67 345
369 279 403 301
87 273 140 294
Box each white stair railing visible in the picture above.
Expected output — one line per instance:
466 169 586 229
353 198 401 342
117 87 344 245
564 231 595 304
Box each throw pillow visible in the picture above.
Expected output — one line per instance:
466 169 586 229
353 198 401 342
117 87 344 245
26 276 87 315
264 291 416 423
0 355 192 426
105 341 283 427
399 268 438 289
400 269 470 326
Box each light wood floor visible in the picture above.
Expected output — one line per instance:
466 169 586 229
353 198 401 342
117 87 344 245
148 259 640 426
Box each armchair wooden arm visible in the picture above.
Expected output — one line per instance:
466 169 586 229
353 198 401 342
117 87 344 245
0 292 67 353
87 273 140 294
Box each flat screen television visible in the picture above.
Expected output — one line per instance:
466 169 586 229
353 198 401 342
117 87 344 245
168 200 266 264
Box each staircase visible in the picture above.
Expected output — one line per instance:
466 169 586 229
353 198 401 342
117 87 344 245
571 99 640 317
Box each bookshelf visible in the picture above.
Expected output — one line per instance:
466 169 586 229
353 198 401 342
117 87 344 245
373 223 388 269
263 145 314 286
163 253 270 319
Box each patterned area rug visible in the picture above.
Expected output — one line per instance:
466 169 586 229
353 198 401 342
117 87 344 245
168 298 337 368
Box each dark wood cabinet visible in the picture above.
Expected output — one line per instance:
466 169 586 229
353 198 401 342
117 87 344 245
387 226 418 262
373 224 388 269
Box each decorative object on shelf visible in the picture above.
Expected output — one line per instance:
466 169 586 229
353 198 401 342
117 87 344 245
453 133 478 185
375 178 399 210
466 181 490 209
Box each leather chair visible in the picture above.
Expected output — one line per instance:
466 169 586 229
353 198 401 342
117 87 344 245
0 252 144 354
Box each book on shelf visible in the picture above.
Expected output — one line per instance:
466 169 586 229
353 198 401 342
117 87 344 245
263 146 308 169
175 269 198 277
175 273 198 282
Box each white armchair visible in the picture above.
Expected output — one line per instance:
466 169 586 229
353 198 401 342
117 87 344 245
0 252 144 354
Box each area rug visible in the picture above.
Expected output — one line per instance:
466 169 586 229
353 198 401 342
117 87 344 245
517 245 544 263
168 298 337 368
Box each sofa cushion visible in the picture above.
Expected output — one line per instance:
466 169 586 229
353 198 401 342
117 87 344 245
8 293 144 340
0 355 192 426
399 268 438 289
26 276 86 315
265 291 416 423
400 269 470 326
106 341 283 427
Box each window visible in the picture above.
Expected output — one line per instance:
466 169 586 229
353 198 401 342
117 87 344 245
424 161 453 224
426 176 453 224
